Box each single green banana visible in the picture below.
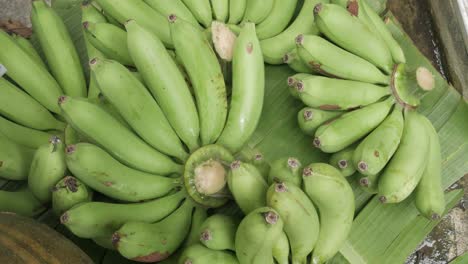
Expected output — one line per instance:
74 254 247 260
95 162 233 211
0 78 65 131
283 48 314 73
235 207 284 264
378 110 430 203
61 190 186 239
83 22 133 66
358 172 380 194
227 161 268 214
11 34 46 68
217 23 264 153
0 115 56 149
179 243 239 264
32 1 87 97
314 3 393 73
211 0 229 22
302 163 355 264
28 136 67 203
199 214 239 251
266 182 320 264
113 198 194 262
182 0 213 27
296 34 389 84
243 0 274 24
0 30 62 113
329 145 357 177
353 106 404 176
0 133 34 180
94 0 172 46
415 116 445 219
314 98 394 153
126 20 200 152
58 96 182 175
228 0 246 24
249 152 271 180
65 143 181 202
297 107 343 136
90 58 188 161
268 157 303 186
291 74 390 110
256 0 298 39
170 15 228 145
273 231 290 264
260 0 326 64
184 207 208 246
0 187 46 217
52 176 93 216
144 0 200 28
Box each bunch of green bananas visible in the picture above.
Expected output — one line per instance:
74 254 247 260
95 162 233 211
288 1 445 220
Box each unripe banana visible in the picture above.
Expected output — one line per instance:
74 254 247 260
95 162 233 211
297 107 343 136
0 31 62 113
260 0 325 64
113 198 194 262
11 34 46 68
126 20 200 152
415 116 445 220
283 48 314 73
235 207 284 264
182 0 213 27
267 182 320 264
0 187 46 217
32 1 87 97
199 214 239 250
0 115 56 149
358 172 380 194
227 161 268 214
184 207 208 246
28 136 67 203
273 231 290 264
314 98 394 153
378 111 430 203
314 3 393 73
144 0 200 28
170 15 228 145
179 243 240 264
291 74 390 110
353 106 404 176
268 157 303 186
52 176 92 216
0 133 34 180
256 0 298 39
59 96 182 175
329 145 357 177
94 0 172 46
302 163 355 264
228 0 246 24
249 152 271 180
210 0 229 22
243 0 274 24
217 23 264 153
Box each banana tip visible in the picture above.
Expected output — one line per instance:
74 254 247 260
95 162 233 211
168 14 177 23
275 182 287 192
287 158 300 169
65 144 76 155
295 34 304 46
379 196 387 203
49 135 61 145
264 211 279 225
82 21 89 29
338 159 348 169
58 95 68 105
295 81 304 92
314 3 323 15
431 213 441 220
359 178 369 187
283 53 292 63
254 153 263 161
89 57 98 66
287 77 296 87
230 160 241 170
111 233 121 246
60 212 69 224
64 176 79 192
358 161 368 172
313 137 321 148
303 167 313 177
200 230 212 241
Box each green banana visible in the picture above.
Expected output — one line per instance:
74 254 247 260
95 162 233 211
353 106 404 176
28 136 67 203
144 0 200 28
0 133 34 180
0 115 56 149
297 107 343 136
248 152 271 180
302 163 355 264
296 34 389 85
182 0 213 27
358 172 380 194
170 15 228 145
92 94 132 130
179 243 240 264
283 48 314 73
260 0 325 64
83 22 133 66
184 207 208 246
0 78 65 131
228 0 246 24
227 161 268 214
378 111 430 203
268 157 303 186
11 34 46 68
273 231 290 264
58 96 182 175
32 0 87 97
113 198 194 262
243 0 274 24
94 0 172 46
126 20 200 152
217 23 264 153
61 190 185 239
266 182 320 264
52 176 93 216
0 187 46 217
314 98 394 153
329 145 357 177
199 214 239 251
65 143 181 202
235 207 284 264
291 74 390 110
256 0 298 39
211 0 229 22
415 116 445 219
314 3 393 73
0 30 62 113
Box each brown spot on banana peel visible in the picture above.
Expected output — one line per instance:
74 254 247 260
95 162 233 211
168 14 177 23
374 150 380 157
58 95 68 105
358 161 368 172
287 158 300 169
65 144 76 154
313 3 323 15
307 61 341 79
303 109 313 121
64 176 79 192
319 104 341 110
254 153 263 161
246 42 253 54
230 160 241 170
60 212 69 224
379 196 387 203
313 137 321 148
303 167 313 177
200 230 212 242
347 0 359 16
